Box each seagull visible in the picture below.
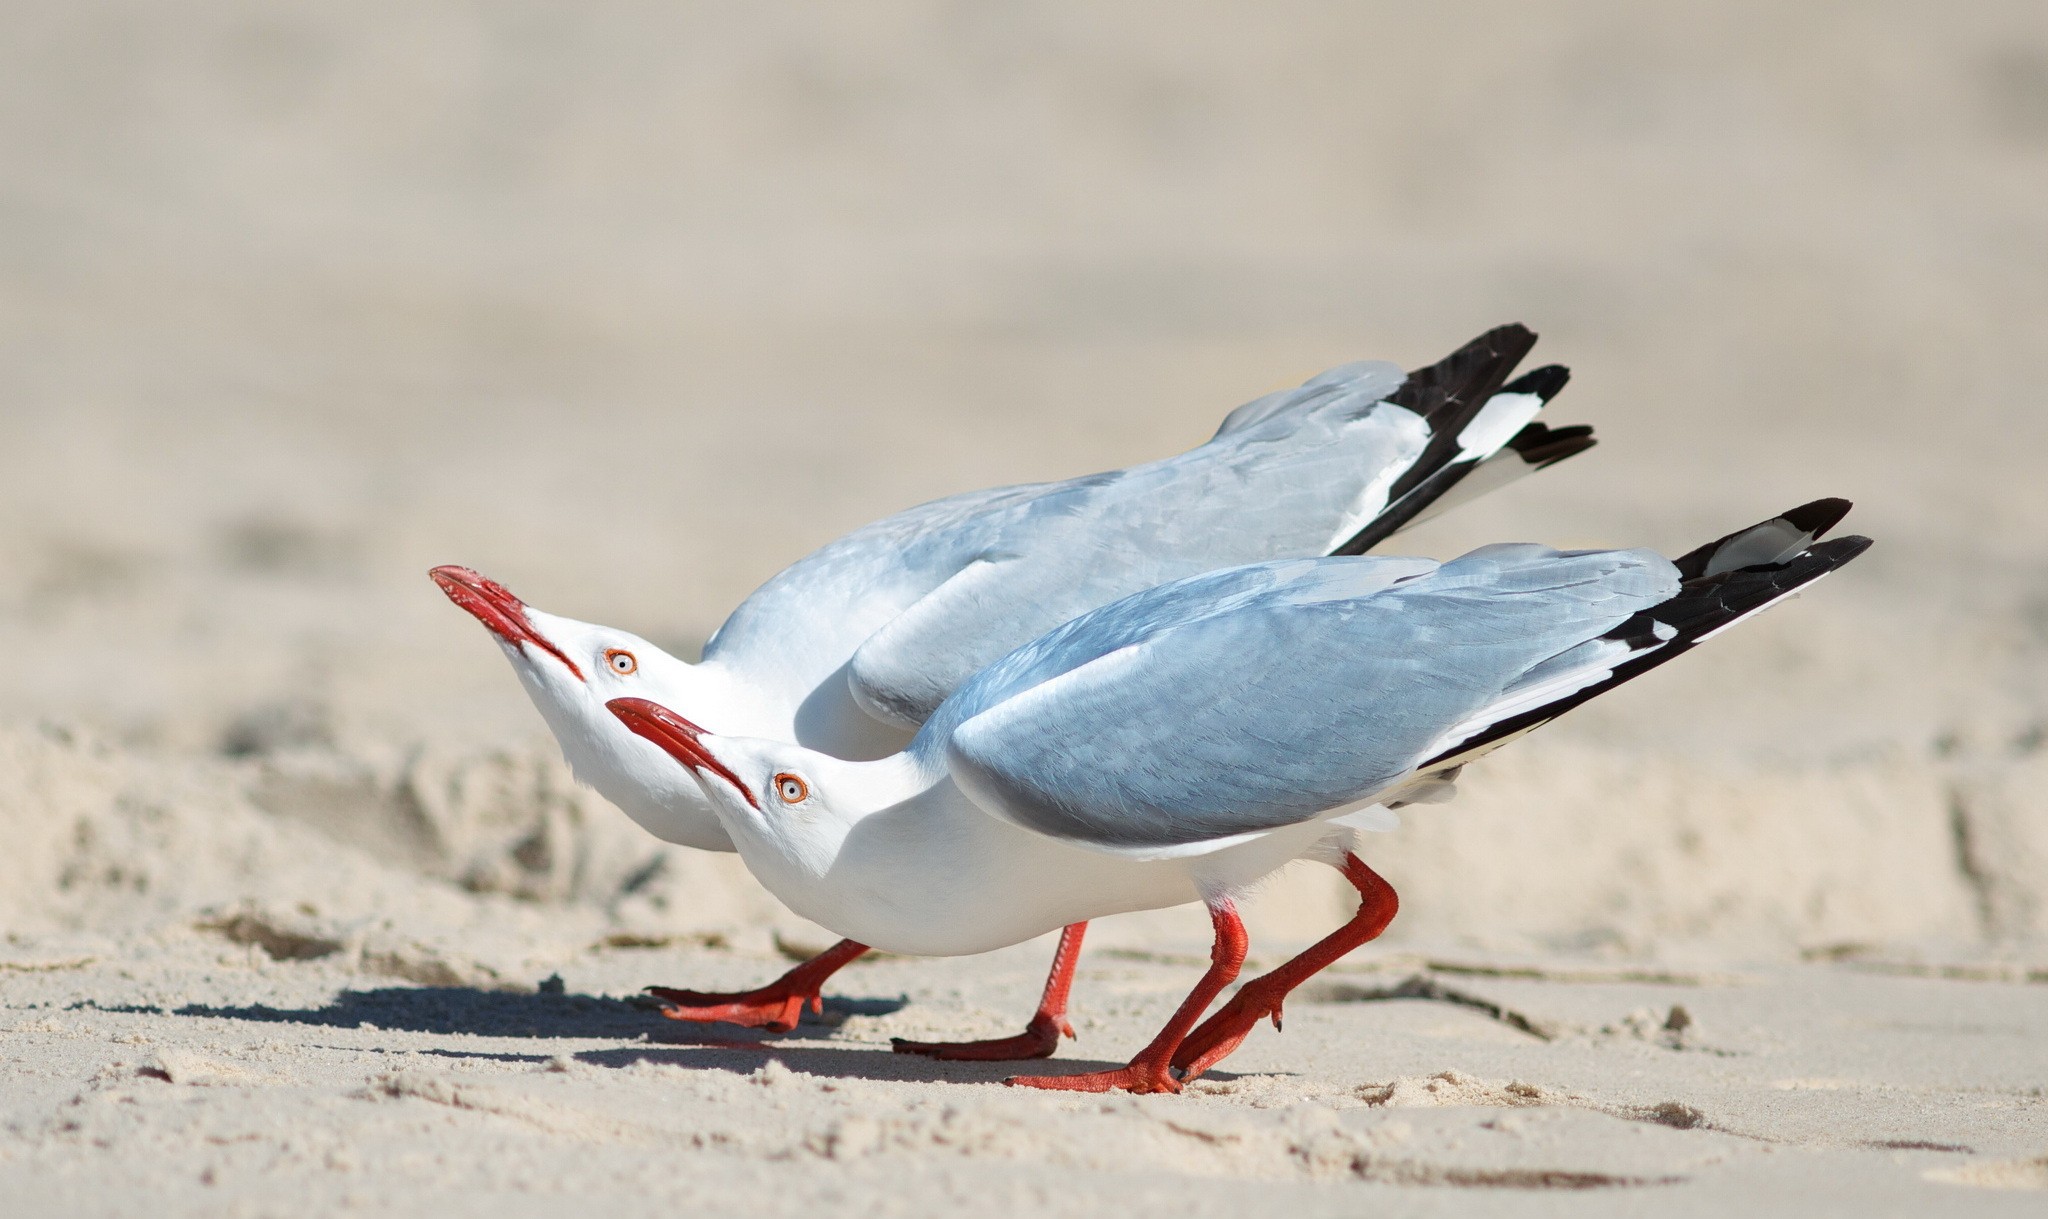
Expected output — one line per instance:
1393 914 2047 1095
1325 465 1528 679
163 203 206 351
432 324 1593 1055
605 502 1868 1093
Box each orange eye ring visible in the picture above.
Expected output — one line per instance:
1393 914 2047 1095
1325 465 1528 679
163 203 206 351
772 772 809 805
604 649 637 676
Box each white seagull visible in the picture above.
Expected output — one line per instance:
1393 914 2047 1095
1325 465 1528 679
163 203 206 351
605 502 1868 1093
433 325 1594 1056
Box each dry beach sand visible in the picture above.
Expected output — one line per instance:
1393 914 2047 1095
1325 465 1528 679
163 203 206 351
3 2 2046 1213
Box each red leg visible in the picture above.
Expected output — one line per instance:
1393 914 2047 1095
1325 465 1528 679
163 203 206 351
1171 853 1398 1081
647 938 870 1033
1008 901 1247 1094
893 922 1089 1061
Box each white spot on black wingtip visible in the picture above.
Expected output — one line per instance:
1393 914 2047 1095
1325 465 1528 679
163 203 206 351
1692 536 1869 641
1672 499 1857 581
1330 325 1546 557
1422 529 1871 769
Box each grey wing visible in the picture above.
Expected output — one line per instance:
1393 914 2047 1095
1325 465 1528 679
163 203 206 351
849 329 1590 729
846 364 1438 727
938 547 1678 854
699 482 1033 684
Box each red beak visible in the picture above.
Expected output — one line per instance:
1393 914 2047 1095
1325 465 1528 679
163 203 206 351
606 697 759 810
429 565 586 681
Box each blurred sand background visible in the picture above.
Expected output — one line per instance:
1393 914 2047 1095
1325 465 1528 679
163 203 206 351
3 2 2046 1213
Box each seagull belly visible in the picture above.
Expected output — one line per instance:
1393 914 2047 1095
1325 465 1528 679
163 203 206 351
765 799 1330 957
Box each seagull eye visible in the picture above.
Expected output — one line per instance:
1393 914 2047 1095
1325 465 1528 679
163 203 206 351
773 773 808 805
604 649 637 676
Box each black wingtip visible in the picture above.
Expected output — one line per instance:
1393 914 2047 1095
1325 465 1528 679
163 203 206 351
1814 534 1874 563
1419 532 1870 771
1506 422 1597 467
1486 321 1537 348
1501 364 1570 401
1328 325 1556 557
1670 498 1859 581
1386 323 1540 421
1469 322 1538 371
1781 498 1853 540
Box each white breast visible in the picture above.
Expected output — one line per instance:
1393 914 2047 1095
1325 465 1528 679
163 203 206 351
731 781 1331 957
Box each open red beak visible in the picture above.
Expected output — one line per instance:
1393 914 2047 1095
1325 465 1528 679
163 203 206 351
606 698 759 809
429 565 585 681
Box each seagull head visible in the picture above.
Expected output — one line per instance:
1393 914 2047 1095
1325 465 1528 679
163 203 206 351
428 565 731 850
605 695 907 873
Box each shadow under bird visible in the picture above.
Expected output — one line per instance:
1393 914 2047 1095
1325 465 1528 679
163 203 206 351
433 325 1593 1057
609 500 1869 1093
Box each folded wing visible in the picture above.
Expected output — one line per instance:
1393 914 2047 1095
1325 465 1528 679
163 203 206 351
847 325 1595 729
932 546 1678 854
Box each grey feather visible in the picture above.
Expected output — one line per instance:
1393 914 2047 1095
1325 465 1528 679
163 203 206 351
699 331 1582 739
924 547 1678 851
1208 361 1407 436
712 359 1438 727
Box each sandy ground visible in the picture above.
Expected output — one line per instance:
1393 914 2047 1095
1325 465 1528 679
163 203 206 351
3 1 2047 1213
4 928 2047 1215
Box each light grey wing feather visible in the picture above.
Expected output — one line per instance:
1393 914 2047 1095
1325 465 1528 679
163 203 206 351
710 338 1575 731
841 556 1022 727
701 482 1029 687
934 547 1677 853
1209 360 1407 436
844 364 1435 726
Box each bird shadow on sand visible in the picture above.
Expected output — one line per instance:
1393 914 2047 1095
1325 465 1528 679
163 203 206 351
574 1042 1232 1088
85 985 1223 1086
106 984 905 1043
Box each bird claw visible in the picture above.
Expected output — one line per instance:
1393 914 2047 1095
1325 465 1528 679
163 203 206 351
1170 984 1285 1081
645 984 816 1034
1005 1060 1181 1094
892 1013 1070 1061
